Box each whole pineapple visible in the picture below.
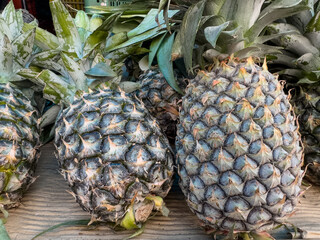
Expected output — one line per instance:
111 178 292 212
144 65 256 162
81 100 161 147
172 0 307 234
24 0 174 229
0 2 40 208
55 87 174 226
176 58 303 232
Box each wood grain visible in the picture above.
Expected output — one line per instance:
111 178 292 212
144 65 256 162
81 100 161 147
5 143 320 239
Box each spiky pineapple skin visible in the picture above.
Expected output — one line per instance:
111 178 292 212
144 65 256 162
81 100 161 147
176 59 303 231
0 83 40 208
135 69 183 142
293 86 320 184
54 88 174 224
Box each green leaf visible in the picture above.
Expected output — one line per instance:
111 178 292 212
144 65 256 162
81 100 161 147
89 14 103 32
157 33 183 94
40 105 61 128
123 225 145 240
204 21 229 48
171 30 182 61
120 205 138 230
49 0 82 58
0 18 12 41
12 28 35 68
31 50 67 76
107 27 166 52
38 69 76 104
0 33 13 77
233 0 265 32
83 13 121 58
105 32 129 52
85 62 116 78
296 52 320 71
246 0 309 43
180 0 206 73
32 219 90 240
2 1 22 39
0 219 10 240
61 52 88 91
149 33 167 67
18 66 42 84
74 10 90 30
127 9 179 38
23 23 60 50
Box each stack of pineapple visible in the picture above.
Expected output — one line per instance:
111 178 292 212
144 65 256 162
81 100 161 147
1 0 319 238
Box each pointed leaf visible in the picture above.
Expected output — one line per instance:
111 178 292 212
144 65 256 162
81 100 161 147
157 33 183 94
127 9 179 38
0 18 12 41
38 69 76 104
204 21 229 48
296 53 320 71
92 53 107 67
107 27 166 51
83 13 121 57
105 32 129 52
246 1 309 43
89 14 103 32
180 0 206 73
40 105 61 128
23 23 60 50
2 1 22 39
149 33 167 67
75 10 90 30
0 220 10 240
12 28 35 68
31 50 67 75
0 33 13 77
49 0 82 57
61 52 88 91
85 62 116 78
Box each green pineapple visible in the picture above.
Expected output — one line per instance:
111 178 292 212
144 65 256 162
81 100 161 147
23 0 174 229
0 2 40 208
172 0 307 235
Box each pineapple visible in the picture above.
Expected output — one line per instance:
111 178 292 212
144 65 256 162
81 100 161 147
172 0 307 235
176 58 303 232
22 0 174 229
0 2 40 208
266 3 320 185
135 68 184 142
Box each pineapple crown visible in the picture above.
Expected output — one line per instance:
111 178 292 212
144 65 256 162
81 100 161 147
266 1 320 85
18 0 125 106
0 1 36 83
183 0 310 72
90 0 310 93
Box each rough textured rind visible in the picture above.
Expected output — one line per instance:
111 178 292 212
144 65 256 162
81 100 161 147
55 88 174 224
0 83 40 208
293 86 320 185
176 59 304 231
135 69 183 142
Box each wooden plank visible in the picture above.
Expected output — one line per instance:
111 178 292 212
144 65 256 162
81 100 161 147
5 143 320 239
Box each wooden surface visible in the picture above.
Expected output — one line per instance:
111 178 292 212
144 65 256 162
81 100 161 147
5 143 320 240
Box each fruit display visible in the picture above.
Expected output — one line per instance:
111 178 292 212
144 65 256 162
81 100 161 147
3 0 320 239
0 2 40 208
